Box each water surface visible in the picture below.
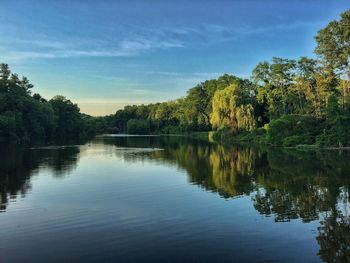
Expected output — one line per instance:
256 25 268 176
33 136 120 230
0 136 349 262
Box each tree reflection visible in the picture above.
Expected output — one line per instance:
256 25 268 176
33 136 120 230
102 136 350 262
0 143 80 212
317 207 350 262
4 136 348 262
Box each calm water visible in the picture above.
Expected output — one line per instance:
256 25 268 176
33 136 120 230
0 136 349 262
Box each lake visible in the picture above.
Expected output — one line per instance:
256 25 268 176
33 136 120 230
0 135 349 262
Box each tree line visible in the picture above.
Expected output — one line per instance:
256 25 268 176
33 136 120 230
0 64 118 143
1 9 349 146
112 10 350 147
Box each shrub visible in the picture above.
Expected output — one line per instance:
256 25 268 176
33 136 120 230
266 115 321 146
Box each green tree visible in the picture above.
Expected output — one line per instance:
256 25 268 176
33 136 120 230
315 10 350 74
315 10 350 112
0 63 11 81
50 96 83 139
184 84 211 129
211 82 256 132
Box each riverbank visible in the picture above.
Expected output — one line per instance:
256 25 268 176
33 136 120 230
185 130 350 151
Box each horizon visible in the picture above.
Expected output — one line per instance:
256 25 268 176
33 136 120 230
1 0 349 116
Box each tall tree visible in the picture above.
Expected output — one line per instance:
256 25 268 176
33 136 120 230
315 10 350 110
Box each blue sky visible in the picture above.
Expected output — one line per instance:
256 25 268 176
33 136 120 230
0 0 349 115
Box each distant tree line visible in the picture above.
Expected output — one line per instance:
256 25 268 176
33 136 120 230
0 64 117 143
1 9 349 146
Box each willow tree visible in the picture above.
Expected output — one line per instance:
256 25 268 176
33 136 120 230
210 83 256 132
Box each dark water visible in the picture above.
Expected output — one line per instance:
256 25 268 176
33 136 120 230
1 136 349 262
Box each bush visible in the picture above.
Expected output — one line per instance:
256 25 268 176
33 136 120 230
266 115 322 146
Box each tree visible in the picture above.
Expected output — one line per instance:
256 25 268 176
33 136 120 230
254 58 297 119
211 82 256 132
293 57 320 115
19 76 34 93
315 10 350 74
252 61 270 85
50 96 83 139
0 64 11 81
315 10 350 110
183 84 210 128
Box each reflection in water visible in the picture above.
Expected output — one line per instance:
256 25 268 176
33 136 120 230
99 136 350 262
0 143 80 212
1 136 350 262
317 209 350 262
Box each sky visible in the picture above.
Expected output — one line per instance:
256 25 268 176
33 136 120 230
0 0 349 116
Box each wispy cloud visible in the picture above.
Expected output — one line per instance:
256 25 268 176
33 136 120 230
0 35 184 61
0 19 319 62
119 39 183 52
143 70 222 77
176 21 322 45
